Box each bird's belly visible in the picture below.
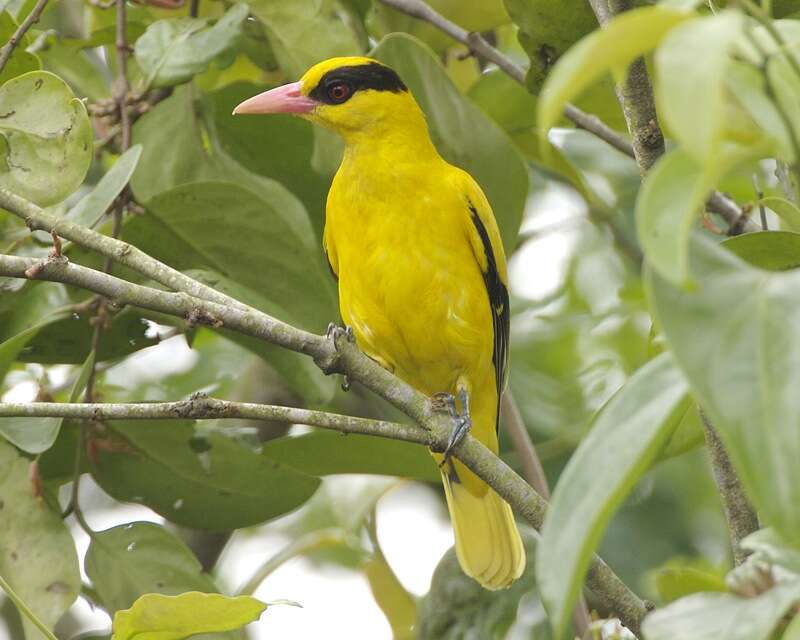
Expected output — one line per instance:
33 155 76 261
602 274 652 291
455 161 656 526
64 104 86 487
337 238 492 396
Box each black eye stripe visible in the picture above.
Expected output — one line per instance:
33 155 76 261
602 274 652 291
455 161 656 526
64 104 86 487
308 62 407 105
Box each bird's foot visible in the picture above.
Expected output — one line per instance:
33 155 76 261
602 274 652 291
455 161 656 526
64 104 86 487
431 388 472 461
316 323 355 375
326 322 355 349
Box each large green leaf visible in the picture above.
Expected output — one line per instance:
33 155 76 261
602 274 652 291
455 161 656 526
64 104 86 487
90 420 320 530
0 439 80 639
124 181 336 334
536 5 692 138
635 148 719 286
208 82 328 235
0 11 40 86
647 235 800 544
248 0 361 79
111 592 267 640
504 0 624 129
0 71 92 206
262 431 439 482
85 522 221 614
183 269 335 403
641 579 800 640
536 352 689 640
372 33 528 253
655 11 744 165
134 4 249 89
65 145 143 228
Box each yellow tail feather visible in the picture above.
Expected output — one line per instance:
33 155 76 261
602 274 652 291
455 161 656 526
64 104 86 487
440 465 526 590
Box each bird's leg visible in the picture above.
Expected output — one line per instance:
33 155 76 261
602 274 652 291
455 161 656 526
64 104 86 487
325 322 355 347
431 386 472 461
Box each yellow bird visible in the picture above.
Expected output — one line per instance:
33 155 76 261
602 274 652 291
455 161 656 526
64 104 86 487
234 57 525 589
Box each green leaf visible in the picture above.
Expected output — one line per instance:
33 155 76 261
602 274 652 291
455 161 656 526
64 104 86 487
641 579 800 640
65 145 143 228
504 0 624 130
655 11 744 165
0 439 80 639
372 33 528 253
134 4 249 89
653 566 728 603
760 197 800 232
39 39 110 102
536 352 689 639
723 231 800 271
363 541 416 640
111 592 267 640
537 5 692 138
0 71 92 206
248 0 361 79
647 235 800 544
125 181 336 334
0 11 40 86
183 269 335 403
85 522 219 614
262 431 440 482
16 308 158 365
89 420 320 530
635 148 720 286
208 82 328 235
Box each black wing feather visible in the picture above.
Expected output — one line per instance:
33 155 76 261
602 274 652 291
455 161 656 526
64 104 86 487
468 203 510 430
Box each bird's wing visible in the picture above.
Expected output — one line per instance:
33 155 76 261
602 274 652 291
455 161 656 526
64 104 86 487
459 172 510 403
323 229 339 281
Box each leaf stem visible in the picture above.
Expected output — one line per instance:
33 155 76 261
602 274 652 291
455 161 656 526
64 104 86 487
0 0 49 76
0 574 59 640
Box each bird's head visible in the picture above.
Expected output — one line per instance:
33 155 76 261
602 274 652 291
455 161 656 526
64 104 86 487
233 57 425 142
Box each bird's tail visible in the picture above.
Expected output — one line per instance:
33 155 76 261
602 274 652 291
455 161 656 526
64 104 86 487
440 460 526 589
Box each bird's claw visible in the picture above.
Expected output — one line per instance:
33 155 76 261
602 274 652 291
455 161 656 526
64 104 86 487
443 414 472 460
431 392 458 418
431 388 472 461
326 322 355 350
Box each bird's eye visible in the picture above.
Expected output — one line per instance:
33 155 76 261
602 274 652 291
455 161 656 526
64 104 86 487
326 82 353 104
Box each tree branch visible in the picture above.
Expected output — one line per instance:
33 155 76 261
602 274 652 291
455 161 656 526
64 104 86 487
590 0 665 173
377 0 757 233
0 0 49 76
700 411 759 565
0 245 648 634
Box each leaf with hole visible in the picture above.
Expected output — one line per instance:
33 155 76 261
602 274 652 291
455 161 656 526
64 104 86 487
0 71 92 206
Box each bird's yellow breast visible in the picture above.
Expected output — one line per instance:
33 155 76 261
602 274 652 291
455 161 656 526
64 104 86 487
325 153 495 398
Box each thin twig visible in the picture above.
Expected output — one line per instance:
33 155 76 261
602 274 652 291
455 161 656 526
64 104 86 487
376 0 756 235
0 0 49 76
752 174 768 230
501 392 592 638
115 0 132 152
189 0 200 17
700 411 759 565
0 248 648 635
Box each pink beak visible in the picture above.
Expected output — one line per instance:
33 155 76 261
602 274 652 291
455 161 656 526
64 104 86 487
232 82 317 115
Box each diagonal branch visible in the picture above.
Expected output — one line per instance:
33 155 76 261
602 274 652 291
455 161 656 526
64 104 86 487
377 0 758 233
0 0 49 76
0 245 648 635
